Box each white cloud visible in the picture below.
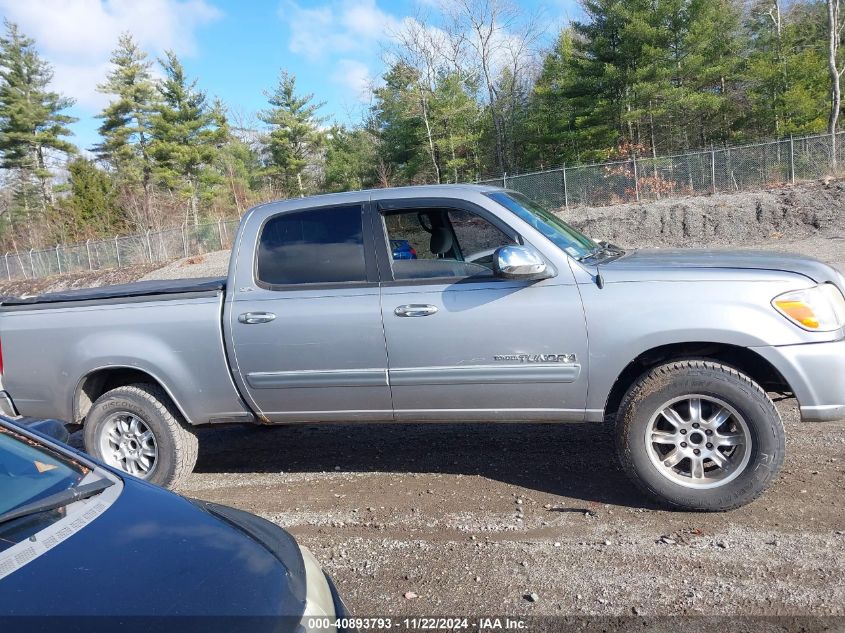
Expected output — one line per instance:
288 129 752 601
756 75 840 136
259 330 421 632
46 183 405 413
280 0 401 105
0 0 221 110
342 2 392 38
48 61 113 110
281 0 402 60
331 59 373 101
279 0 540 106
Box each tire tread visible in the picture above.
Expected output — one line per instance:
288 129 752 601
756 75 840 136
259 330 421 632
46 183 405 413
86 383 198 489
615 359 784 511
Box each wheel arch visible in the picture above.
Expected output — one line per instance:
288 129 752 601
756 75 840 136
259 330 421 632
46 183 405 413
74 366 193 426
603 342 791 421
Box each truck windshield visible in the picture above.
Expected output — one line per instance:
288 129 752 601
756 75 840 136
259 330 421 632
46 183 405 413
0 425 89 517
487 191 598 260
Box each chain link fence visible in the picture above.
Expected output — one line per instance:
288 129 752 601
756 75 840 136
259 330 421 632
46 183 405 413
479 131 845 211
0 218 240 281
1 131 843 282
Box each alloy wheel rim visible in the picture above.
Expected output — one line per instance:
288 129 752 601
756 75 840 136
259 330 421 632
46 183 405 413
99 412 158 478
644 394 752 489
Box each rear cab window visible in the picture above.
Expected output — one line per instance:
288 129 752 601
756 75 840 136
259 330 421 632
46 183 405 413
256 205 367 287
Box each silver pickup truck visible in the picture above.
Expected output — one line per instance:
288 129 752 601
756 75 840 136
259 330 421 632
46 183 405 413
2 185 844 510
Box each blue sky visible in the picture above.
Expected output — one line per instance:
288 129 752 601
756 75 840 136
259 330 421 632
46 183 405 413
0 0 579 151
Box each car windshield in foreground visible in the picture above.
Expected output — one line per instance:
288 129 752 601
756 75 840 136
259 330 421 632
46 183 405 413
0 425 90 518
487 190 599 260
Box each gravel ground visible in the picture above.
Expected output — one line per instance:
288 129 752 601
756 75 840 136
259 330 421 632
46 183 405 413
178 400 845 619
138 249 231 280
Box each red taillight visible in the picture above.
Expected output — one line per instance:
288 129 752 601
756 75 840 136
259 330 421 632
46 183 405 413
410 248 417 256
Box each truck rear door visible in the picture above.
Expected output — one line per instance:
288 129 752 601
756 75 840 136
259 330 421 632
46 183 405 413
224 200 392 422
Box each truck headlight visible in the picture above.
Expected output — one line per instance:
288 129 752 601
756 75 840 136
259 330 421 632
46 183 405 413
772 283 845 331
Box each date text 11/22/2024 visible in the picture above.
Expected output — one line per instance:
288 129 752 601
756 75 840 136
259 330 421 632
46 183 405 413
307 617 527 630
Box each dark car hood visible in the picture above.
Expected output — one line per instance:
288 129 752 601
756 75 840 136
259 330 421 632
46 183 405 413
599 248 843 285
0 476 305 619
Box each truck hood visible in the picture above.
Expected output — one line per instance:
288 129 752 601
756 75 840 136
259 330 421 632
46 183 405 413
599 249 844 286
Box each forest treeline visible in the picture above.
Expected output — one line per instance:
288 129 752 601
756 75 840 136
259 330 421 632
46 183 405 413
0 0 841 250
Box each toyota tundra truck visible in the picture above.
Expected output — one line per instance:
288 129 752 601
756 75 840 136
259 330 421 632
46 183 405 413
2 184 844 511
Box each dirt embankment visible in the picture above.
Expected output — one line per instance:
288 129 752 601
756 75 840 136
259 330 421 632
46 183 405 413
559 179 845 250
1 178 844 298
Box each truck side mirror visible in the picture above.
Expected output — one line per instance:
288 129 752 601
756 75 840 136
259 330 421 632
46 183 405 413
493 245 552 280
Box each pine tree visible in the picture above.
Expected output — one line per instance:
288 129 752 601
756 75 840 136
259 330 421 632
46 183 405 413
322 125 379 192
150 51 227 225
0 19 77 234
524 29 580 168
744 0 828 138
783 2 828 134
566 0 647 158
94 33 157 225
678 0 745 146
371 62 430 185
566 0 746 157
58 158 123 240
633 0 745 152
217 133 262 215
431 72 483 183
259 71 325 197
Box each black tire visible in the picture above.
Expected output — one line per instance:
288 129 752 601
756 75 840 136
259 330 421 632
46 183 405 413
616 360 784 511
83 383 198 489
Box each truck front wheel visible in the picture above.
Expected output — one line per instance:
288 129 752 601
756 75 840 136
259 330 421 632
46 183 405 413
616 360 785 511
83 383 198 489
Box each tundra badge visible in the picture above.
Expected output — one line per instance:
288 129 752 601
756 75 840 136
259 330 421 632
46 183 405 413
493 353 577 363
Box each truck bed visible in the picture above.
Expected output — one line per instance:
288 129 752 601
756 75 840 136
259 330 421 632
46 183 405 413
0 277 225 308
0 276 251 426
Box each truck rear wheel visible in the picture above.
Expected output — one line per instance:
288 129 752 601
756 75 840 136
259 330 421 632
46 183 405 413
616 360 784 511
83 383 198 489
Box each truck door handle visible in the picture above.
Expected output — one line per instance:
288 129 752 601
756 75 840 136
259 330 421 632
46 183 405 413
238 312 276 324
394 304 438 317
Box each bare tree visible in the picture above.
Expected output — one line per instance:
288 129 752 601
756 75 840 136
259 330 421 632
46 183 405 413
763 0 785 136
828 0 844 168
443 0 542 175
388 16 446 184
375 158 394 189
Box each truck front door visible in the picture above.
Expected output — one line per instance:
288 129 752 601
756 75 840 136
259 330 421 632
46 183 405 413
374 198 589 422
225 201 392 422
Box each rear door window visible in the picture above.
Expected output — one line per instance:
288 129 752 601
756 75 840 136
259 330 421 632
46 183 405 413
257 205 367 286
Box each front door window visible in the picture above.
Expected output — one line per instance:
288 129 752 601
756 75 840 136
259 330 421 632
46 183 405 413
382 209 517 280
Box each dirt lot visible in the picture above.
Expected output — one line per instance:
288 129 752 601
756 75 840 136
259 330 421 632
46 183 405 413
8 180 845 624
178 402 845 620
